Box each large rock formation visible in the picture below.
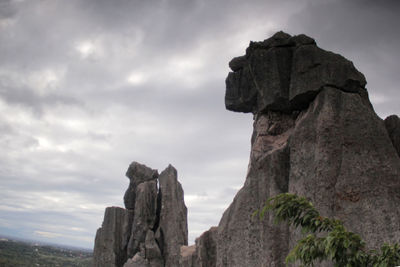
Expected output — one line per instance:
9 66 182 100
93 162 188 267
94 31 400 267
216 31 400 266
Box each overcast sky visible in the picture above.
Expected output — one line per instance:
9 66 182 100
0 0 399 249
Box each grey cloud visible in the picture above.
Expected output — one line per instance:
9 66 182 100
0 0 398 250
0 86 81 116
0 0 17 19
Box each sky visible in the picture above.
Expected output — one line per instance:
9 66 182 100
0 0 399 250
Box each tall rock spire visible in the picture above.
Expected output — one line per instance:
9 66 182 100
93 162 187 267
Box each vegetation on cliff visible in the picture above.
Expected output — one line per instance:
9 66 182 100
256 193 400 267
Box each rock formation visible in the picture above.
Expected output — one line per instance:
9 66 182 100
93 31 400 267
385 115 400 157
93 162 188 267
179 226 218 267
216 31 400 266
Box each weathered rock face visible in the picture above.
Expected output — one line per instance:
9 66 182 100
179 227 218 267
94 162 187 267
124 162 158 210
225 31 368 113
385 115 400 157
217 113 292 266
157 165 188 267
217 31 400 266
93 207 133 267
180 245 197 267
127 180 158 258
94 31 400 267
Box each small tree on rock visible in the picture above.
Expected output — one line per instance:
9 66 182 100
254 193 400 267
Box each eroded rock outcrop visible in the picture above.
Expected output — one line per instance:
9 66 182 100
93 162 187 267
216 31 400 266
179 226 218 267
94 31 400 267
157 165 188 267
93 207 133 267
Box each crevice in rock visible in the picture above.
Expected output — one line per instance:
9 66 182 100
153 181 162 232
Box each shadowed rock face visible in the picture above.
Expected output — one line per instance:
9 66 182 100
225 31 368 113
157 165 188 267
93 207 133 267
124 162 158 210
385 115 400 157
216 32 400 267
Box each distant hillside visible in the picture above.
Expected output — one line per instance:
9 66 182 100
0 238 92 267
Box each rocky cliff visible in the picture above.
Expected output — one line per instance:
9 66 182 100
215 31 400 267
93 32 400 267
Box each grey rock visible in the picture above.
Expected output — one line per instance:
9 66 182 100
218 32 400 266
225 31 368 114
180 245 197 267
195 226 218 267
94 162 188 267
289 44 366 109
217 112 292 267
156 164 188 267
124 161 158 210
289 34 316 46
288 87 400 250
229 56 247 72
144 230 164 267
225 65 258 113
93 207 133 267
385 114 400 157
127 180 158 258
124 251 149 267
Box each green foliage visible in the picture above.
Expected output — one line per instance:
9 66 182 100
255 193 400 267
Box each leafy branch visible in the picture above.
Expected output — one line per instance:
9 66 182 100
254 193 400 267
